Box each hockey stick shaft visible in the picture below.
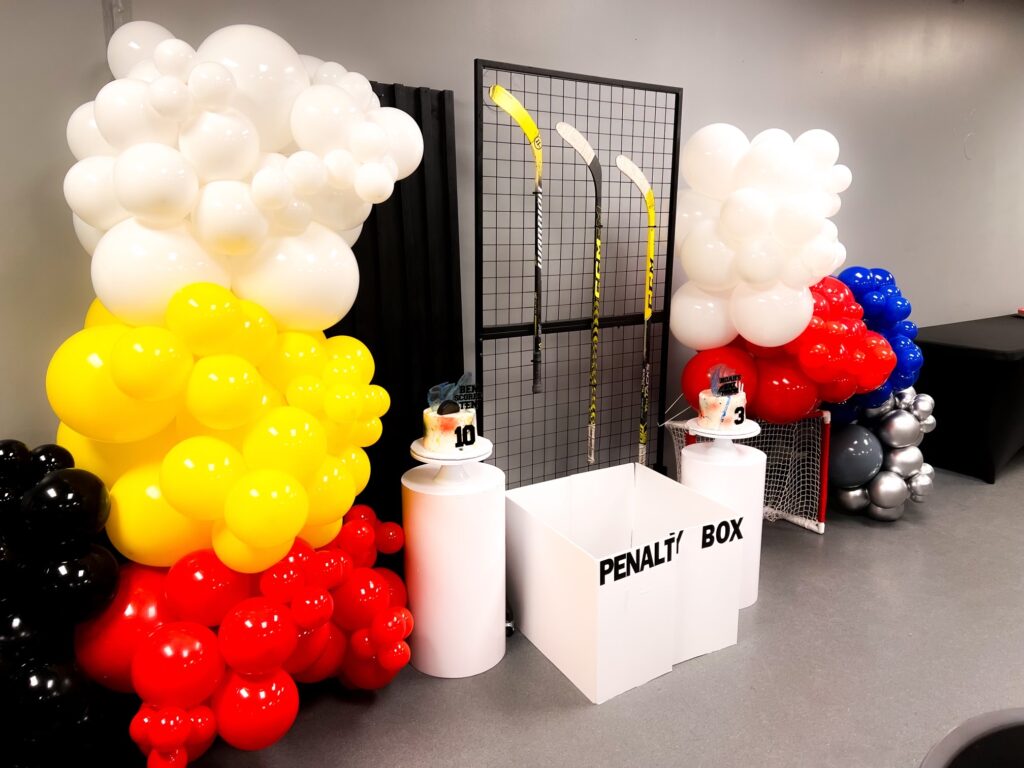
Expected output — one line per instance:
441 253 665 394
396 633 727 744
532 184 543 393
638 197 656 465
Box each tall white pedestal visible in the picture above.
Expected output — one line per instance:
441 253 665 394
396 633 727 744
402 458 506 678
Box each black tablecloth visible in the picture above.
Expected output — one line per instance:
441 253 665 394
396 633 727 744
915 315 1024 483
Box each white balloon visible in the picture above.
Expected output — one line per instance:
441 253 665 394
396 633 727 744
824 193 842 217
780 253 820 289
107 21 173 79
250 167 293 211
730 282 813 347
94 78 178 149
309 185 372 232
370 107 423 179
798 237 838 279
719 187 774 244
113 143 198 227
733 141 813 193
353 162 394 204
127 59 161 83
233 222 360 330
819 218 839 243
193 180 268 256
669 282 738 350
66 102 115 161
348 120 389 162
256 152 289 173
794 129 840 170
680 123 749 201
148 75 192 120
195 24 310 152
830 241 848 272
313 61 348 86
340 224 362 246
269 199 313 235
64 156 129 230
73 215 104 256
751 128 793 148
91 219 230 325
285 151 327 195
290 84 360 155
678 220 737 292
674 189 722 242
828 164 853 194
367 94 381 111
187 61 235 111
338 72 374 110
773 198 824 246
153 39 196 80
734 240 783 287
299 54 324 80
324 148 358 189
179 109 260 182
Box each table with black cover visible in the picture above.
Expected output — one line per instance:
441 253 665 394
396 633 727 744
915 315 1024 483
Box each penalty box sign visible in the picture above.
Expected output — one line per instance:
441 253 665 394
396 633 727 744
598 517 744 587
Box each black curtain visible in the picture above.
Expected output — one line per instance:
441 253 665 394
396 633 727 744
326 83 463 524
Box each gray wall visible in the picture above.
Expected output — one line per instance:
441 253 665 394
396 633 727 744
3 0 1023 443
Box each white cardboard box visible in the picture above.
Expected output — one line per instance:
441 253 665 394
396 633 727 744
506 463 743 704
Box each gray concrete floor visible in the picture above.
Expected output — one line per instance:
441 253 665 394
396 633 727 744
203 455 1024 767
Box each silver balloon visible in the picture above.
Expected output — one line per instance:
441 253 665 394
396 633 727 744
877 410 922 448
920 415 937 433
919 463 935 481
911 393 935 420
883 445 924 477
895 387 917 409
868 469 910 507
909 473 934 498
910 431 924 447
863 395 896 420
867 501 906 522
835 486 871 512
910 493 924 503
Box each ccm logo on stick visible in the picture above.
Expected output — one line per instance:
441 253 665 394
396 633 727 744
598 531 682 586
702 518 743 549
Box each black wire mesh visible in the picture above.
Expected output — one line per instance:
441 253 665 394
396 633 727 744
475 61 683 489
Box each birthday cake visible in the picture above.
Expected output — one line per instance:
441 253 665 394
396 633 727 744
422 375 479 454
696 371 747 431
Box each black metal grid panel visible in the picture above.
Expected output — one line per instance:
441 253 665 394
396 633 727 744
475 60 683 489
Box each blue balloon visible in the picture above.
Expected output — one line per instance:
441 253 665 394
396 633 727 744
882 295 912 325
861 291 887 320
871 268 895 287
881 285 902 299
892 320 917 340
824 401 860 426
895 344 924 375
889 334 914 353
838 266 874 298
890 369 919 390
858 380 895 408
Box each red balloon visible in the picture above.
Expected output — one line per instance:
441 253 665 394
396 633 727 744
369 607 409 645
349 627 376 659
218 598 298 676
814 276 854 314
186 705 217 761
332 568 390 630
75 564 170 692
375 522 405 554
290 586 334 629
304 549 350 590
130 703 158 752
809 290 829 318
213 669 299 751
148 748 187 768
259 561 306 604
345 504 378 525
818 375 857 404
292 623 347 683
165 549 256 627
680 347 759 411
148 706 189 751
337 520 376 554
340 653 397 690
750 359 820 423
374 567 407 608
739 338 787 359
132 622 224 707
377 640 411 673
284 624 332 675
855 332 897 391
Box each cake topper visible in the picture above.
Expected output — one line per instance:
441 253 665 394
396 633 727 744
427 372 472 410
709 365 742 396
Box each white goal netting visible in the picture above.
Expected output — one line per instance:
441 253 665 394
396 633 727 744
666 411 830 534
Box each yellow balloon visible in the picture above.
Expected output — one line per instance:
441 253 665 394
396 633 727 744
165 283 244 357
324 420 349 455
223 469 308 549
349 417 383 448
362 384 391 419
161 436 246 521
323 382 363 424
230 299 278 367
322 335 374 386
110 326 193 402
243 406 327 481
286 375 325 416
84 298 120 328
305 455 356 526
56 421 176 488
337 445 371 495
47 326 178 443
259 332 325 392
212 520 292 574
299 518 344 549
106 464 211 566
185 354 263 430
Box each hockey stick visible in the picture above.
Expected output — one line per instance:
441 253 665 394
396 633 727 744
488 84 544 394
556 121 602 465
616 154 656 465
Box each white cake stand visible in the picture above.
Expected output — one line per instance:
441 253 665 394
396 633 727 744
684 418 761 442
410 436 493 482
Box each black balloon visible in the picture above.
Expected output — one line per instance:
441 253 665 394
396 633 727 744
34 545 119 622
25 444 75 485
0 605 69 669
0 439 29 486
3 659 89 733
8 469 109 556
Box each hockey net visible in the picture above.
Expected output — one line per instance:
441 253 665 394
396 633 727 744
665 411 830 534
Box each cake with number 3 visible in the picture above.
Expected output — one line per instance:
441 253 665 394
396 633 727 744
696 370 747 431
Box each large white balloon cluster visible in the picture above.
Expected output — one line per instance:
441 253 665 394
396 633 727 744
669 124 852 350
64 21 424 330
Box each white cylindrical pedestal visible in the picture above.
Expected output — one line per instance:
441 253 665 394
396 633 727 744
679 440 767 609
402 461 506 678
